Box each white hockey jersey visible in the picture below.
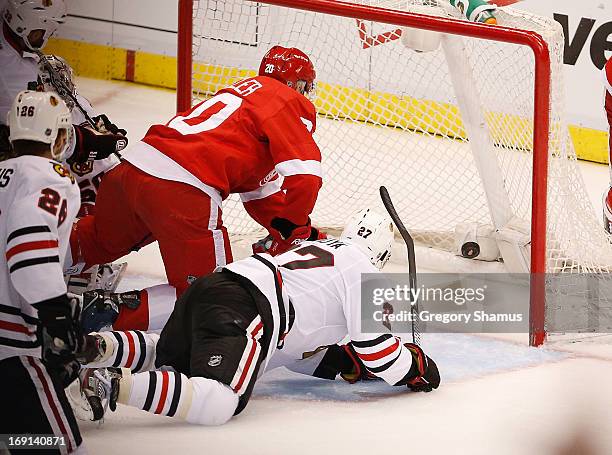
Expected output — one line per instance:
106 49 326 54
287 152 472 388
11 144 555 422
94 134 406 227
65 93 120 211
223 238 415 387
0 27 119 187
0 155 79 360
0 27 39 126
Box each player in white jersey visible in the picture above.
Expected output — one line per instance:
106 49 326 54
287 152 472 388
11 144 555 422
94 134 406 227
0 0 66 134
76 209 440 425
0 91 84 452
0 0 65 161
37 54 125 217
36 54 128 293
0 1 128 169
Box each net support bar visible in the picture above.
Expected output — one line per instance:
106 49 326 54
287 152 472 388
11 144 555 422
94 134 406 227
177 0 193 113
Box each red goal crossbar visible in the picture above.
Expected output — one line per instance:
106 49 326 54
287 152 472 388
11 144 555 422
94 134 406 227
176 0 551 346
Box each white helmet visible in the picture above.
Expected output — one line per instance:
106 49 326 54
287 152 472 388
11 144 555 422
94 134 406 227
340 208 394 269
3 0 67 50
8 90 73 161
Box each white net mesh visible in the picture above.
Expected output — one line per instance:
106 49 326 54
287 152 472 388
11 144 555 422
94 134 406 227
188 0 612 334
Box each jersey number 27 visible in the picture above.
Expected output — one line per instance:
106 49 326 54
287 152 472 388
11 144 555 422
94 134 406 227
280 245 334 270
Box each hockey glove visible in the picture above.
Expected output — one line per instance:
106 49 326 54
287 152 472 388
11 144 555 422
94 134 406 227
92 114 128 136
403 343 440 392
252 226 326 254
34 294 84 387
265 217 327 255
304 344 378 383
337 344 379 383
309 226 328 241
252 234 274 254
69 124 128 164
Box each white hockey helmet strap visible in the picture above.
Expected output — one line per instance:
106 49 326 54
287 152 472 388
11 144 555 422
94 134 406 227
4 0 67 51
340 208 394 269
8 90 73 161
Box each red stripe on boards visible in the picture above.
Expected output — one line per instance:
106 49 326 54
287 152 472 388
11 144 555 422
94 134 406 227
126 50 136 82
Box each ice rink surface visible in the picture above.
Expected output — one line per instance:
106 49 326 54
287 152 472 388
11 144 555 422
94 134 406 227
75 77 612 454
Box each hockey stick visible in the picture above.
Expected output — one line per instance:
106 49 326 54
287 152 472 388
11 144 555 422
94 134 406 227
36 52 98 129
379 186 421 345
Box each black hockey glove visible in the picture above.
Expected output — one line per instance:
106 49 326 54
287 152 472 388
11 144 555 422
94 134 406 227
252 221 327 254
402 343 440 392
0 124 13 161
34 295 84 387
92 114 128 136
69 124 128 164
307 344 379 383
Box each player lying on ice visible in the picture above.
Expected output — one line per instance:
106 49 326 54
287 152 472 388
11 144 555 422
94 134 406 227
74 209 440 425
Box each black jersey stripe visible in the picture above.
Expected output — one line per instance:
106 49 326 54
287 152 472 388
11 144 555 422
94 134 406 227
0 304 39 324
143 372 157 412
133 331 147 372
7 225 52 243
252 254 287 344
0 335 40 348
9 256 60 273
166 372 182 417
351 334 393 349
111 332 124 368
49 361 84 448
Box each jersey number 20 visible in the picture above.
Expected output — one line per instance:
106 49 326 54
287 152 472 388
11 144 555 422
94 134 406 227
168 93 242 135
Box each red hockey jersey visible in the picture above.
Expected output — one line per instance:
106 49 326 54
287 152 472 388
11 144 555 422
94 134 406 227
125 76 322 228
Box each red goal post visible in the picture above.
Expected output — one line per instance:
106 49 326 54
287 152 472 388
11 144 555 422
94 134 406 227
176 0 552 346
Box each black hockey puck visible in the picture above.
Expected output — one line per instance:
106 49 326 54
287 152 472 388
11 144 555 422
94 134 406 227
461 242 480 259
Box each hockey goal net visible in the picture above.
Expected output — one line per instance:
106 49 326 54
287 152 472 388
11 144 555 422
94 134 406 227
177 0 612 345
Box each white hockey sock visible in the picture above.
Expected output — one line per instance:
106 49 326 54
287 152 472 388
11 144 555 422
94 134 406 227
119 371 238 425
87 331 159 372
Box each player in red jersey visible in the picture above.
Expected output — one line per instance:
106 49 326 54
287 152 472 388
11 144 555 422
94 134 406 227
603 56 612 234
69 46 324 331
